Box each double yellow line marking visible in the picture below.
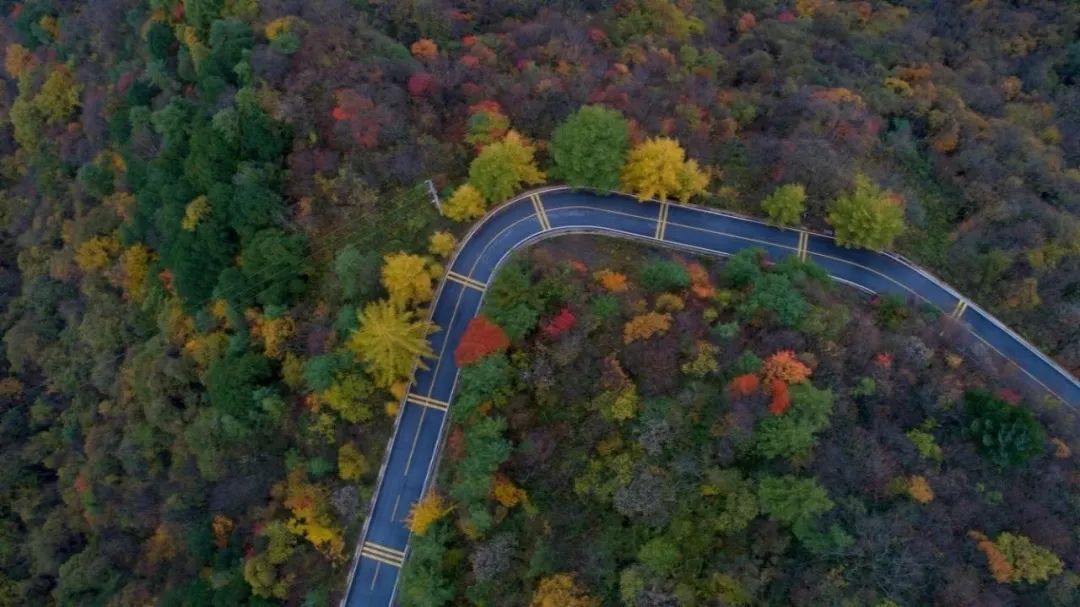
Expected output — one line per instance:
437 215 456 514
951 299 968 319
655 202 670 241
446 270 486 292
361 541 406 567
407 393 449 412
796 230 810 261
530 194 551 231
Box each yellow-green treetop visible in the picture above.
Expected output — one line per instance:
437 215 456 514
620 136 708 203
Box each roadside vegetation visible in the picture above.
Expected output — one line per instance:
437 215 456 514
1 1 1079 604
400 239 1079 607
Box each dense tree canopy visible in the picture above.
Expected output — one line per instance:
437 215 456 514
549 105 630 190
401 241 1076 607
761 183 807 227
826 175 906 250
620 137 708 203
468 131 545 203
348 299 437 388
2 0 1079 604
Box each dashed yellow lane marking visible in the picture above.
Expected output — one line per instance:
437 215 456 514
530 194 551 230
654 201 670 241
361 541 406 567
406 393 449 412
446 270 486 291
951 299 968 319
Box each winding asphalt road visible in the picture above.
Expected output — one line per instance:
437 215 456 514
342 187 1080 606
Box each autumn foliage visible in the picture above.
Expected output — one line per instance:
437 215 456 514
907 475 934 503
620 137 708 203
768 379 791 415
405 492 453 535
381 252 434 306
761 350 812 385
969 530 1015 583
492 473 528 508
410 38 438 60
530 574 599 607
466 100 511 150
541 308 576 339
685 262 714 298
595 269 629 292
331 89 385 148
728 373 760 396
444 184 487 222
455 315 511 366
407 72 438 97
623 312 672 344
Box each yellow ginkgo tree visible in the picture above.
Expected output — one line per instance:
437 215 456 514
348 299 437 388
381 252 434 306
444 183 487 222
620 136 708 203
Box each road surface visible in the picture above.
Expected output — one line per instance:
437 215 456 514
342 187 1080 606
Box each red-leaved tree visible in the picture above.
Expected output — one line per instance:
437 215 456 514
768 379 790 415
728 373 760 397
541 308 576 339
454 315 510 366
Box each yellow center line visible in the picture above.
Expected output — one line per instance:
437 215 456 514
361 541 406 567
654 201 669 240
361 550 403 568
407 393 450 411
951 299 968 319
531 194 551 230
446 270 486 291
797 230 809 261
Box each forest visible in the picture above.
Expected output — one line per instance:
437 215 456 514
0 0 1079 605
400 239 1080 606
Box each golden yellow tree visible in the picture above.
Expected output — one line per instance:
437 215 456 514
264 16 299 40
428 231 457 258
405 491 453 535
530 574 599 607
681 340 720 377
35 63 81 125
181 195 210 231
381 252 434 306
119 244 154 301
492 474 528 508
623 312 672 344
75 234 121 271
444 183 488 222
338 442 369 481
279 470 345 560
248 313 295 360
620 137 708 203
655 292 685 312
143 524 179 565
348 299 436 388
